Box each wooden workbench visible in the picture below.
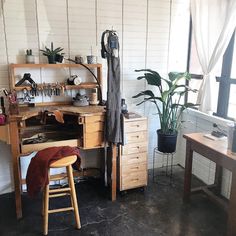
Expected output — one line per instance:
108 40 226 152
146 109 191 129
8 105 117 219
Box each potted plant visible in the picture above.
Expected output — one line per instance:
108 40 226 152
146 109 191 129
40 42 64 64
133 69 198 153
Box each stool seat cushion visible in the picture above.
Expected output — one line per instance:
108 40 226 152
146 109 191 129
26 146 80 198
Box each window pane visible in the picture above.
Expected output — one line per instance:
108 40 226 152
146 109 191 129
228 84 236 119
187 79 202 104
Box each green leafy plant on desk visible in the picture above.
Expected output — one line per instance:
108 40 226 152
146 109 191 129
40 42 64 64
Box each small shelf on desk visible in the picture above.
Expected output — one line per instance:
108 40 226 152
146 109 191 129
10 63 102 69
9 63 102 92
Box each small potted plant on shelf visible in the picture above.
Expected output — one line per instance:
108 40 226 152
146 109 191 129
133 69 198 153
40 42 64 64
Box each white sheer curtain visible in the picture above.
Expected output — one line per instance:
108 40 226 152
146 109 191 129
190 0 236 114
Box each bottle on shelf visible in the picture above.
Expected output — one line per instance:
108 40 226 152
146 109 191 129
121 98 128 114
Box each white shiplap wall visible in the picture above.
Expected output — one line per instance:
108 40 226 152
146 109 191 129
0 0 190 194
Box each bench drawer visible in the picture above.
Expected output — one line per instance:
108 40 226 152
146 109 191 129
121 171 147 191
121 152 147 166
122 142 147 155
124 120 147 133
124 131 147 144
21 139 80 154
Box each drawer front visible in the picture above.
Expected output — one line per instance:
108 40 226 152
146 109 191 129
121 152 147 166
124 120 147 133
121 162 147 175
85 122 104 133
121 171 147 190
83 131 104 149
21 139 80 154
125 131 147 144
122 142 147 155
85 115 104 123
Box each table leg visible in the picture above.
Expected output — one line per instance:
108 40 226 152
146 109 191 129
227 167 236 236
183 140 193 202
111 143 117 201
9 120 22 219
214 165 223 194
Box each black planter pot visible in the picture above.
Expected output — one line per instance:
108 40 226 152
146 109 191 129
157 129 177 153
55 54 64 63
47 55 56 64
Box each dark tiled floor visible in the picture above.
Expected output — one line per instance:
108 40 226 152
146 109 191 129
0 167 227 236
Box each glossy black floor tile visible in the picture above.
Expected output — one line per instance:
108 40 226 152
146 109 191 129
0 167 227 236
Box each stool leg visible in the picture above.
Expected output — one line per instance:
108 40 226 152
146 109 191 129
42 191 45 216
67 165 81 229
43 182 49 235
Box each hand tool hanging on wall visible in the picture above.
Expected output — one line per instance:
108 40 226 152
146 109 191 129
15 73 36 87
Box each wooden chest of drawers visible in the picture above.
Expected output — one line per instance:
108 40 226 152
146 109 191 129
119 114 148 191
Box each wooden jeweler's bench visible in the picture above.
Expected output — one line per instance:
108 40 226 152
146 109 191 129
9 104 113 219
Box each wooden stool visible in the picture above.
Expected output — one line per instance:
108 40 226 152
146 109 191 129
43 155 81 235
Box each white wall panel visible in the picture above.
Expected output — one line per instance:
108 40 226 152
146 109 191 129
68 0 96 59
97 0 123 100
3 0 38 64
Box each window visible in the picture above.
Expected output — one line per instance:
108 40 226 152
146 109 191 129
187 24 236 120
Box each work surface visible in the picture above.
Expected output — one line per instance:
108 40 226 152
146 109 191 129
8 104 119 220
183 132 236 236
183 133 236 170
10 105 105 120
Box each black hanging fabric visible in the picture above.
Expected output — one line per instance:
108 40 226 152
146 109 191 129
101 30 122 144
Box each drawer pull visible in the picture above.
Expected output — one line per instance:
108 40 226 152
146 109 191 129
131 167 139 170
131 178 139 181
131 125 140 128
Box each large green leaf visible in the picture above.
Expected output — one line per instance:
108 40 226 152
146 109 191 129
132 90 155 98
135 69 162 86
144 73 162 86
168 72 191 83
135 69 160 77
161 90 170 102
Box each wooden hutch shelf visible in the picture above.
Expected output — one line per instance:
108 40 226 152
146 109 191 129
9 63 102 91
